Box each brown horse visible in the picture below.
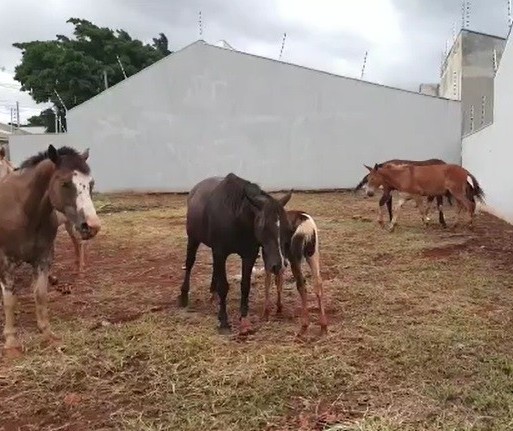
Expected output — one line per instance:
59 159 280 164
263 210 327 336
9 153 89 291
355 158 452 227
0 145 101 357
364 163 484 231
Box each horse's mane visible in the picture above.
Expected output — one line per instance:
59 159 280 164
19 146 90 174
222 173 271 214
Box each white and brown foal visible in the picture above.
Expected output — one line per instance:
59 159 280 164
263 210 328 336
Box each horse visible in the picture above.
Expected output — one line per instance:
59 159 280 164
0 147 15 178
0 145 101 357
363 163 484 231
178 173 293 335
10 152 90 291
263 210 327 336
355 159 453 227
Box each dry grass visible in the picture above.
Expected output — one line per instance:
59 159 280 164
2 191 513 430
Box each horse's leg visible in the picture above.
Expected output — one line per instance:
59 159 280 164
178 237 200 307
262 270 272 320
291 260 309 337
436 195 447 227
209 270 217 304
451 190 474 228
378 190 391 226
240 253 258 335
426 196 434 222
213 250 230 333
413 195 429 225
306 252 328 336
386 194 393 222
33 265 59 344
388 193 409 232
1 268 21 357
275 271 284 315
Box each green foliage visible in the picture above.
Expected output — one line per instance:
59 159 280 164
13 18 171 116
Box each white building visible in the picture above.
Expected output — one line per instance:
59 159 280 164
9 40 461 193
463 27 513 223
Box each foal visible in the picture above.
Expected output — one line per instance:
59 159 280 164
364 163 484 231
263 210 327 336
0 145 101 357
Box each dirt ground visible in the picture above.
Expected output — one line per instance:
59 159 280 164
2 191 513 431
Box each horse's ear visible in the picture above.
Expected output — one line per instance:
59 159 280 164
48 145 59 165
364 164 373 172
277 190 293 207
373 163 379 170
81 148 90 161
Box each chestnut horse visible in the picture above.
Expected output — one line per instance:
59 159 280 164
355 158 452 227
0 145 100 357
364 163 484 231
263 210 327 336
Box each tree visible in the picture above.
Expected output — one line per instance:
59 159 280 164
13 18 172 125
26 108 65 133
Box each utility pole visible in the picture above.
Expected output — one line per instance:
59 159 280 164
103 70 108 90
360 51 368 79
116 55 128 79
15 101 20 129
279 32 287 60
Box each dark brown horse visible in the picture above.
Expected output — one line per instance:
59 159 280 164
364 163 484 231
0 145 101 357
355 159 452 227
263 210 327 336
179 173 292 335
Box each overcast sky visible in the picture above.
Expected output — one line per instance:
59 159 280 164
0 0 510 124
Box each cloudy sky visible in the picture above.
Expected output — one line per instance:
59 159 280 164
0 0 510 124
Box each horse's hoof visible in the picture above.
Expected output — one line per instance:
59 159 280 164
177 294 188 308
48 275 58 285
3 346 23 359
320 325 328 337
262 309 270 321
387 224 396 233
218 325 231 335
239 317 255 335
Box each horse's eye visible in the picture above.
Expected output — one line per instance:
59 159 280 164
62 181 73 189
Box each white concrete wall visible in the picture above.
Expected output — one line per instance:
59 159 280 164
462 30 513 223
8 134 78 167
10 41 462 193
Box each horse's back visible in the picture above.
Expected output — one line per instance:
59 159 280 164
185 176 224 241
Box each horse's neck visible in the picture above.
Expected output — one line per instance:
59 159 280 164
379 167 409 190
21 160 56 220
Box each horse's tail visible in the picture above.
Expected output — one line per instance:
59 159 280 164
467 173 485 203
290 213 318 262
353 174 369 193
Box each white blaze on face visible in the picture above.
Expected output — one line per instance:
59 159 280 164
72 170 97 221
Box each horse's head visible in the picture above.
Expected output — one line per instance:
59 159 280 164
47 145 101 240
363 163 384 197
245 187 293 275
